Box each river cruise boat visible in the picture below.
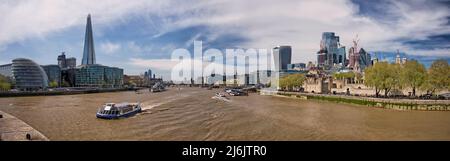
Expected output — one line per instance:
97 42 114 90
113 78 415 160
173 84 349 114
96 102 142 119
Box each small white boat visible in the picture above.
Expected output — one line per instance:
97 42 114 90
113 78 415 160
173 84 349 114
212 93 230 102
216 93 226 97
96 102 142 119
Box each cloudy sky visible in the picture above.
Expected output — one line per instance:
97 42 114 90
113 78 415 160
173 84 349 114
0 0 449 79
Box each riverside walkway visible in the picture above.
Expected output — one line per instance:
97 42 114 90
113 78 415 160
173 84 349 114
0 110 48 141
260 89 450 111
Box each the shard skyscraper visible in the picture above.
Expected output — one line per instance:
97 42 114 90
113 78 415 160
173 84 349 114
81 14 96 65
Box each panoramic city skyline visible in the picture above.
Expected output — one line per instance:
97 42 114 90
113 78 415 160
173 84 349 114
0 0 449 79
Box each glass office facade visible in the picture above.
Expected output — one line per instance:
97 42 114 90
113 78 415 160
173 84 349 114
12 58 49 91
273 46 292 71
75 64 123 88
42 65 61 87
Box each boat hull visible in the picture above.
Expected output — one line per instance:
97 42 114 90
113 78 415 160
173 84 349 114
96 107 142 119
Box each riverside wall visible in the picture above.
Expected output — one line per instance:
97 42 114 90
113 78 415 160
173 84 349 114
260 89 450 111
0 111 49 141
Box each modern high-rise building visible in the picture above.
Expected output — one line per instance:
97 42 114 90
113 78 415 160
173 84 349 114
75 64 123 88
0 64 12 77
273 46 292 71
81 14 96 65
42 65 61 87
358 48 371 70
12 58 49 91
287 63 307 71
317 32 346 69
348 37 371 72
144 69 152 79
58 52 77 69
57 52 67 68
75 14 123 88
66 57 77 68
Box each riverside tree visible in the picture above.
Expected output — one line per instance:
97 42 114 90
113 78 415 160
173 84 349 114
49 80 59 88
333 71 355 84
0 75 12 91
400 60 427 96
364 62 401 97
422 59 450 95
279 74 305 91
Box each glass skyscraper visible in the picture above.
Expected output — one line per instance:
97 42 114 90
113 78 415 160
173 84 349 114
75 14 124 88
82 14 96 65
273 46 292 71
317 32 346 68
75 65 123 88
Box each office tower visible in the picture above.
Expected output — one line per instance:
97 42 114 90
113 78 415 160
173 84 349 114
317 32 346 69
82 14 96 65
273 46 292 71
66 57 77 68
58 52 67 68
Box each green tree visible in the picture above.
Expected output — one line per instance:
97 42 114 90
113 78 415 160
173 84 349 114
0 75 12 91
400 60 426 96
364 62 401 97
333 71 356 84
0 82 11 91
422 59 450 95
49 80 59 88
279 74 305 91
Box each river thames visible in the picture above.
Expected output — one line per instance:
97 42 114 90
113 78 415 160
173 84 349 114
0 87 449 141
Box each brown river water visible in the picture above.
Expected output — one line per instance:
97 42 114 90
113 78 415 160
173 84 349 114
0 87 449 141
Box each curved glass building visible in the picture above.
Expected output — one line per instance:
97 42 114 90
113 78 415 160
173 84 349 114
12 58 49 91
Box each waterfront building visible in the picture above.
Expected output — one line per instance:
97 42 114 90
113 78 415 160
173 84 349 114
81 14 96 65
66 57 77 68
42 65 61 87
0 64 12 77
317 32 346 69
56 52 77 87
57 52 67 68
104 67 124 87
61 68 76 87
58 52 77 69
302 70 332 94
287 63 307 71
75 64 123 88
124 75 145 87
11 58 49 91
273 46 292 71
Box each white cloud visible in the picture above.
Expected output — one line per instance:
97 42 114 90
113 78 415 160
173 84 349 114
99 41 121 54
0 0 449 65
0 0 172 46
129 58 178 70
147 0 450 61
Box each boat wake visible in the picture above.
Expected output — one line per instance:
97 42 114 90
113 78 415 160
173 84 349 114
139 94 192 114
211 96 231 102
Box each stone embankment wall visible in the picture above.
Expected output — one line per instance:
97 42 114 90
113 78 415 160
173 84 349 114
260 89 450 111
0 111 49 141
